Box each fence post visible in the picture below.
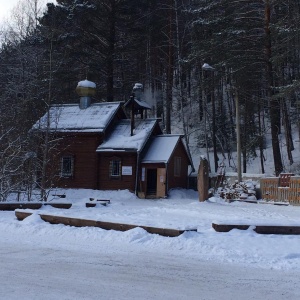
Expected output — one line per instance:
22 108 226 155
197 157 209 202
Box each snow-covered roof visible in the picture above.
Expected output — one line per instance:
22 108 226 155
97 119 159 152
77 79 96 88
32 102 122 133
141 135 182 164
134 98 151 109
124 98 152 110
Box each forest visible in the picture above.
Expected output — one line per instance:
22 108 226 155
0 0 300 200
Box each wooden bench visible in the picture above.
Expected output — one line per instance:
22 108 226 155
86 199 110 207
52 194 66 198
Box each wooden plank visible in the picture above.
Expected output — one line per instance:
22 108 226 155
227 199 257 204
44 203 72 209
212 223 250 232
97 199 110 203
86 201 108 207
86 202 97 207
15 211 33 220
52 194 66 198
212 223 300 235
15 211 196 237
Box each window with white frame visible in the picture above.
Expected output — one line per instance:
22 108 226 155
174 156 181 177
61 156 74 177
110 159 121 178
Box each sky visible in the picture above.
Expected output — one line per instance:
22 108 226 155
0 0 20 20
0 0 56 23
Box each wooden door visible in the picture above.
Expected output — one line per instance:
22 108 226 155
147 169 157 195
156 168 166 198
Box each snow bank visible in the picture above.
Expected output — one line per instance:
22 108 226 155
2 188 300 271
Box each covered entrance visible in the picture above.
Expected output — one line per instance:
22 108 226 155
146 168 166 198
146 169 157 196
140 134 194 199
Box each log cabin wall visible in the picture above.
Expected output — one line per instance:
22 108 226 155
167 141 190 190
43 104 126 190
48 133 103 189
98 152 137 191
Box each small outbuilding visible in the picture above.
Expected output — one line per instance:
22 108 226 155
139 135 193 198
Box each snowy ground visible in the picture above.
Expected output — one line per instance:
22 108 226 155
2 188 300 299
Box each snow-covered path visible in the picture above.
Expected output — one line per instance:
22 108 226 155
1 239 300 300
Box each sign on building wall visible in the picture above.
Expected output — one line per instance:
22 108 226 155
122 166 132 175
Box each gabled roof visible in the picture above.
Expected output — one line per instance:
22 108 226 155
97 119 160 152
32 102 123 133
141 135 181 163
124 97 152 110
141 135 194 167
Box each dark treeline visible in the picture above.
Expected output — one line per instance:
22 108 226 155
1 0 300 199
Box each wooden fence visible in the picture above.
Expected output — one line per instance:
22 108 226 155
260 174 300 205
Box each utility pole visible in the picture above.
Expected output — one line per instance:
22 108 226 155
201 68 211 173
202 63 216 173
211 72 218 172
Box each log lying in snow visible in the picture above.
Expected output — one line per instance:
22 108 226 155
0 203 42 211
43 203 72 209
212 223 300 235
0 202 72 211
15 211 196 237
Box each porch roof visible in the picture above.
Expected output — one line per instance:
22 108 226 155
141 135 182 164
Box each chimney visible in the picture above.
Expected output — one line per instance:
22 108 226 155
133 83 143 101
75 79 96 109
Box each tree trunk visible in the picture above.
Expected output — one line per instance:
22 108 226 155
265 0 283 176
282 99 294 164
165 0 174 134
40 37 54 202
106 1 116 102
258 102 265 174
